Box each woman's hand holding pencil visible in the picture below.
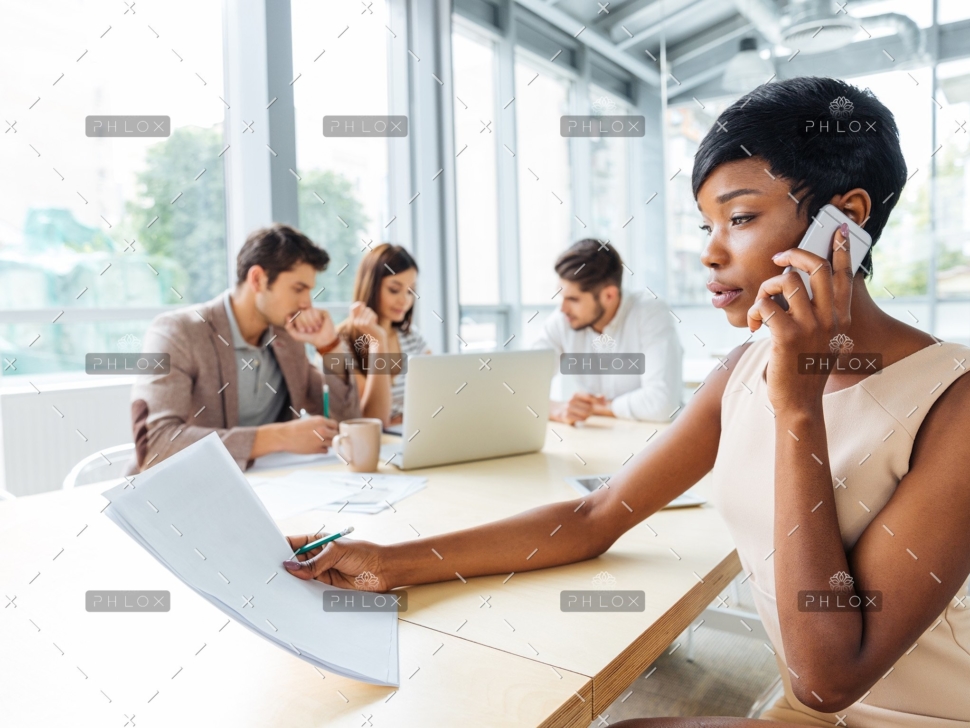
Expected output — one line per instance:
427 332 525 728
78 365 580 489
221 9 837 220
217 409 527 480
283 531 390 592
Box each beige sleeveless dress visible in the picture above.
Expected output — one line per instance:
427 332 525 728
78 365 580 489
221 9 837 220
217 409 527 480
710 337 970 727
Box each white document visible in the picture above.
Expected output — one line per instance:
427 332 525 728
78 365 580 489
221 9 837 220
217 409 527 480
249 471 428 519
102 433 399 686
249 472 363 520
328 474 427 514
248 450 341 472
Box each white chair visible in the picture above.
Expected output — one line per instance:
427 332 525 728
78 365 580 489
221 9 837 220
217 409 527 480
63 444 136 489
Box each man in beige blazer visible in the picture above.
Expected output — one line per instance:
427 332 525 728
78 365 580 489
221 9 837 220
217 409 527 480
127 223 380 473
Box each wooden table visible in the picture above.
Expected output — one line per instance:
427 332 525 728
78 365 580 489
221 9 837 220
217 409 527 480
0 418 739 726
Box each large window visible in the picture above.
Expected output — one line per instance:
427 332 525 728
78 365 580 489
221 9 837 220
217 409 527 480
664 63 970 348
589 85 633 265
935 57 970 299
449 26 643 348
850 0 934 28
666 70 935 304
0 0 227 376
452 25 500 306
452 23 504 351
939 0 970 24
853 68 933 300
291 0 393 303
515 52 574 305
934 57 970 343
665 98 737 304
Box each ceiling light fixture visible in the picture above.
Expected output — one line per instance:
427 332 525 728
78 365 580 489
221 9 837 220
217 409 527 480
722 37 775 93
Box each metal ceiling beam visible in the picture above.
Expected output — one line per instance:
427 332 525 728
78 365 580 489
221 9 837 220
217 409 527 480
667 29 933 103
730 0 782 45
669 8 970 102
615 0 713 50
664 37 741 97
515 0 662 84
592 0 659 32
667 59 733 97
668 14 753 66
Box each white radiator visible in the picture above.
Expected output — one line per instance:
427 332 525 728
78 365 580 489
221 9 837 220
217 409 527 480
0 380 133 496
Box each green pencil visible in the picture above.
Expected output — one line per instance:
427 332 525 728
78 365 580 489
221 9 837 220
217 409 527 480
293 526 354 556
323 383 330 418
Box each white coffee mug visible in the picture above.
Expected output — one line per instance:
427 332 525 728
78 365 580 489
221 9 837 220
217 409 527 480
332 418 383 473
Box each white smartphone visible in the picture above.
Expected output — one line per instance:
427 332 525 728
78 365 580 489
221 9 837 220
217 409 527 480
770 204 871 312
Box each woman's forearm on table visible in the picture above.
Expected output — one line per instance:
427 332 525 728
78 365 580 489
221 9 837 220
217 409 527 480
382 498 606 589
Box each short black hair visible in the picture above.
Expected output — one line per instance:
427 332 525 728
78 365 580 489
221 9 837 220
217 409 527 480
691 76 908 279
236 223 329 286
554 238 623 292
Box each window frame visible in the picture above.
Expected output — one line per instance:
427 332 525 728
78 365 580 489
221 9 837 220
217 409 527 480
661 8 970 349
452 16 505 309
0 0 234 381
454 0 653 348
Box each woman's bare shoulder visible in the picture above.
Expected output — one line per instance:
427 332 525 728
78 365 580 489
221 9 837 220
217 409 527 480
704 340 761 401
658 339 761 443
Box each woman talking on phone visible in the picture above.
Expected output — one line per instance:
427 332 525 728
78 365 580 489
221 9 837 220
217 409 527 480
284 77 970 726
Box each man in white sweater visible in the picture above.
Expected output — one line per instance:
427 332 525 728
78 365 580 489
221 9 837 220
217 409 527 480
532 239 684 424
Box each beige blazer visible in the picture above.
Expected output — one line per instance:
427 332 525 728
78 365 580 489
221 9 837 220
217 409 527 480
127 294 361 474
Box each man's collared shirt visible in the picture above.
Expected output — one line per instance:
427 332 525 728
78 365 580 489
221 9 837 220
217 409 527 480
532 289 684 422
223 292 287 427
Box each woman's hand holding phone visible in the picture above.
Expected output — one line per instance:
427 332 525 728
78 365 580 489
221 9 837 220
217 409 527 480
769 204 870 312
747 222 854 414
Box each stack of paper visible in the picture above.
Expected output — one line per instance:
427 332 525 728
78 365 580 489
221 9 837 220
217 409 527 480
250 472 428 519
102 433 399 686
330 473 427 514
248 450 341 472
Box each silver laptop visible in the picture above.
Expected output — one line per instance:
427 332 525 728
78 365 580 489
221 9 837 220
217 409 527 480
386 349 556 470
